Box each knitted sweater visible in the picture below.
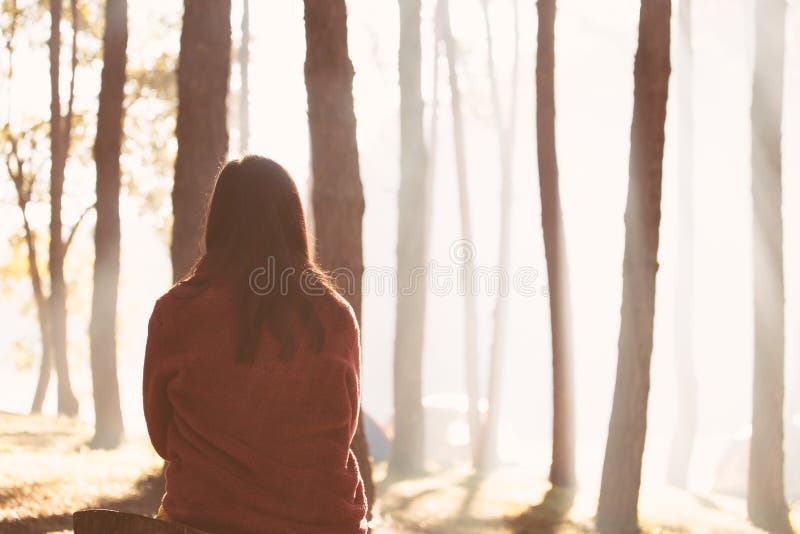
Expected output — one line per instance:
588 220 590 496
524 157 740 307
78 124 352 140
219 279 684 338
143 281 367 533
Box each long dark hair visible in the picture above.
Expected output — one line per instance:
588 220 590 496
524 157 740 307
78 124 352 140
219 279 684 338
182 156 331 362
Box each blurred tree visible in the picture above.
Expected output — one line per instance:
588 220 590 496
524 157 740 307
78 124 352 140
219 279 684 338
438 0 481 467
5 123 52 415
478 0 520 472
390 0 429 478
2 2 50 413
239 0 250 154
303 0 375 515
2 0 98 414
48 0 80 416
88 0 127 449
596 0 670 531
172 0 231 282
747 1 791 531
536 0 576 489
667 0 697 490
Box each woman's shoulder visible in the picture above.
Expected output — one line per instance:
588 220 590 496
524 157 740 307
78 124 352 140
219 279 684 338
312 290 360 368
150 280 229 324
320 290 359 337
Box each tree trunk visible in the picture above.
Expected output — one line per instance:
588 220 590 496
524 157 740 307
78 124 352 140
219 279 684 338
11 174 53 415
747 1 791 531
794 330 800 415
172 0 231 282
303 0 375 516
667 0 698 490
239 0 250 154
438 0 481 468
390 0 429 478
536 0 576 489
49 0 79 417
595 1 670 531
30 330 52 413
89 0 127 450
477 0 520 472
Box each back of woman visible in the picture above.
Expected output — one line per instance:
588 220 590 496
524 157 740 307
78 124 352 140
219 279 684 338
143 156 367 534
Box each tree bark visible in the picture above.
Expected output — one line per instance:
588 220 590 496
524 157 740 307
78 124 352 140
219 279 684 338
89 0 127 449
747 1 791 531
478 0 520 472
303 0 375 516
438 0 481 468
390 0 429 477
536 0 576 489
596 1 670 531
172 0 231 282
6 142 53 415
239 0 250 154
49 0 79 416
30 306 52 413
667 0 698 490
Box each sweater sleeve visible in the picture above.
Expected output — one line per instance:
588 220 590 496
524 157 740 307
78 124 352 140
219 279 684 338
344 338 361 443
143 299 175 459
344 305 362 442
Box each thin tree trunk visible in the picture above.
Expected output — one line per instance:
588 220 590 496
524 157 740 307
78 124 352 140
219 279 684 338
239 0 250 154
5 18 54 414
536 0 576 489
303 0 375 516
24 205 52 415
794 330 800 415
7 155 53 415
747 1 791 531
172 0 231 282
390 0 429 477
31 344 52 412
438 0 481 467
49 0 79 416
89 0 127 449
596 1 670 531
428 5 440 230
667 0 698 490
478 0 520 472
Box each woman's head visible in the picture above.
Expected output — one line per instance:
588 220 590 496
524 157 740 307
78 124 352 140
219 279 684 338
204 156 311 273
185 156 330 362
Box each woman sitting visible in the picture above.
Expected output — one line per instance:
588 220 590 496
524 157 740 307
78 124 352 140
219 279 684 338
143 156 367 533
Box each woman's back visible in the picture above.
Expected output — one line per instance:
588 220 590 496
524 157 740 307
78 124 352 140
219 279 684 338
144 282 366 533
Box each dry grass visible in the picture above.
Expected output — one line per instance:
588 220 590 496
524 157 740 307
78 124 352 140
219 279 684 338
0 412 796 533
0 412 164 533
374 462 795 533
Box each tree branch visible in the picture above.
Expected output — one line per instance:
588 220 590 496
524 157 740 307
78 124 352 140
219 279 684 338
63 202 95 255
64 0 78 145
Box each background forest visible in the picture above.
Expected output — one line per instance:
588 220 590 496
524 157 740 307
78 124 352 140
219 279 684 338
1 0 800 532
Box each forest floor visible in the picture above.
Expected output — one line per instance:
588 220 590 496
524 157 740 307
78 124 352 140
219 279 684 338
0 412 795 533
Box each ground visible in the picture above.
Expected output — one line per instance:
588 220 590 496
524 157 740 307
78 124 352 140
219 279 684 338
0 412 795 533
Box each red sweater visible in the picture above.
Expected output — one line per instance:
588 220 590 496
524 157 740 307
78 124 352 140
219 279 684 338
143 281 367 533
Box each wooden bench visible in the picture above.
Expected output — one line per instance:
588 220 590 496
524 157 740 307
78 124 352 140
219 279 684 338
73 509 209 534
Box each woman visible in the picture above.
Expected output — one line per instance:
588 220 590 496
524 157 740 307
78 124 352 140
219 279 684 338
143 156 367 533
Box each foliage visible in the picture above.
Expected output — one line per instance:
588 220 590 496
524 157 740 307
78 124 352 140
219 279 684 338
1 0 179 369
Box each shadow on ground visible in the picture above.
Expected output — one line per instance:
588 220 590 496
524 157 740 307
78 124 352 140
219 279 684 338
507 486 592 534
0 468 165 534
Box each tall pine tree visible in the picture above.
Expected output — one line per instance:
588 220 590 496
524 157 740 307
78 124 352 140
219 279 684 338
390 0 429 477
596 1 671 530
747 0 791 531
89 0 128 449
303 0 375 515
172 0 231 282
536 0 576 489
